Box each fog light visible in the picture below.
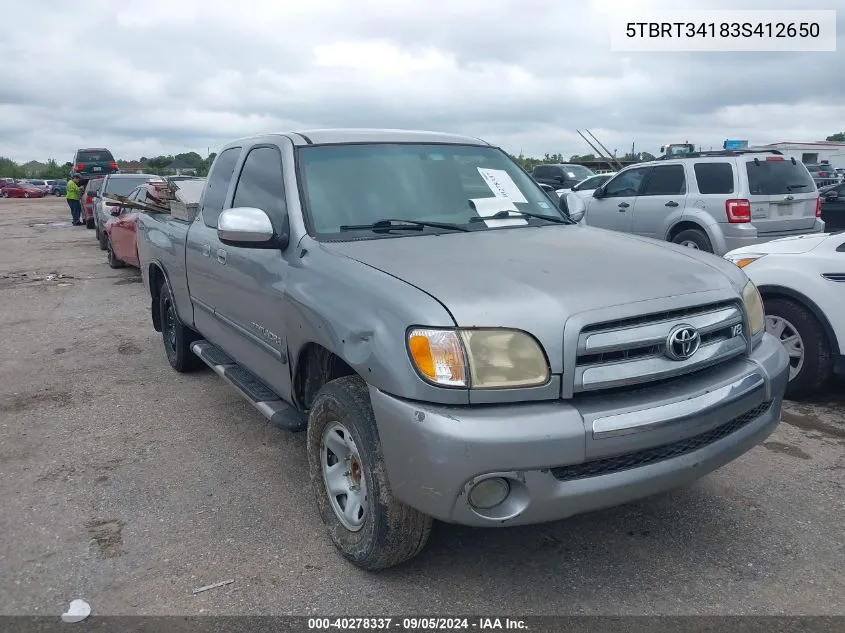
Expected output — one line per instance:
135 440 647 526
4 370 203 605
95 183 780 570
468 477 510 509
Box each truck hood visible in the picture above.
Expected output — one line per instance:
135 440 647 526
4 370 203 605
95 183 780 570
323 225 741 329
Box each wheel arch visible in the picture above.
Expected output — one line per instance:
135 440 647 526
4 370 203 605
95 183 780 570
757 284 840 358
292 342 357 412
147 262 170 332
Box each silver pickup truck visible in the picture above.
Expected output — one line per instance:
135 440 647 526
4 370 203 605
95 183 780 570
137 129 790 570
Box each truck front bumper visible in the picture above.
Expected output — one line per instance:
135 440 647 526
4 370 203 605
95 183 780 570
370 333 789 527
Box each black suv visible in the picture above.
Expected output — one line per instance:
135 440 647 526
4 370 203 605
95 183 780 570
71 148 120 182
532 163 596 190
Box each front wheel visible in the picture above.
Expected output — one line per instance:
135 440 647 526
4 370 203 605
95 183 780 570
764 297 832 399
307 376 433 570
86 218 94 229
24 192 30 199
98 223 108 250
671 228 713 253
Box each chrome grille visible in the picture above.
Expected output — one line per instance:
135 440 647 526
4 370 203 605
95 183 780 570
574 301 747 393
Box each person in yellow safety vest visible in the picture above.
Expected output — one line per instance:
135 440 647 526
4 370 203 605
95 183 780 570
66 174 83 226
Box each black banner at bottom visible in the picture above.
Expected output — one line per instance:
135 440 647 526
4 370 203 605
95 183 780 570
0 616 842 633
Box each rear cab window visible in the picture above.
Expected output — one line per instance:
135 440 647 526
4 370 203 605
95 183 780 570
104 177 160 197
745 157 816 196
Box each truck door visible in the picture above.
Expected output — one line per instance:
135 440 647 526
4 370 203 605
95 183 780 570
199 143 294 401
185 146 242 340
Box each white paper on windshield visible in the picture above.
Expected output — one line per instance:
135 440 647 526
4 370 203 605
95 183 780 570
477 168 528 204
469 197 527 228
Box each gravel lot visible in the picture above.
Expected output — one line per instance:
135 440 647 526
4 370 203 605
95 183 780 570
1 197 843 616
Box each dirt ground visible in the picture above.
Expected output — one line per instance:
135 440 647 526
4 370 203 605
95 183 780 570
1 197 843 616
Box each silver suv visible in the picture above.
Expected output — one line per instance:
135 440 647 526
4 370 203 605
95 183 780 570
579 150 825 255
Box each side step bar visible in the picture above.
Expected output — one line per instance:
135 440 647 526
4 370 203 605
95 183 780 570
191 340 307 432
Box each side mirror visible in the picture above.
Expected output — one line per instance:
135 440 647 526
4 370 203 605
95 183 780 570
217 207 285 248
110 209 120 216
593 187 605 199
565 193 587 223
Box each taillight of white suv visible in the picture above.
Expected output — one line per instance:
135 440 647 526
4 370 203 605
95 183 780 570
726 199 751 223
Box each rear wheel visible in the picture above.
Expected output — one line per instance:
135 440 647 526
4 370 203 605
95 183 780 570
671 228 712 252
86 218 94 229
307 376 433 570
24 192 30 199
764 297 832 399
158 280 202 372
106 236 125 269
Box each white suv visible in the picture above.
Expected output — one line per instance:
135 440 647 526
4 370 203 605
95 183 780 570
580 150 825 255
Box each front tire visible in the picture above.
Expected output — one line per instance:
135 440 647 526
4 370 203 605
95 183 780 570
158 281 202 372
671 228 713 252
764 297 832 399
86 218 94 229
98 222 108 250
307 376 433 570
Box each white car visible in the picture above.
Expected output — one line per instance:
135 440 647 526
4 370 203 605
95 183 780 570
724 232 845 398
555 173 615 198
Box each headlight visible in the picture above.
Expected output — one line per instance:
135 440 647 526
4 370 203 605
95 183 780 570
407 328 550 389
742 280 765 336
725 253 765 269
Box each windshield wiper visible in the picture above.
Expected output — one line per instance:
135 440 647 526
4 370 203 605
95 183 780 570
338 218 470 233
469 209 572 225
785 184 809 190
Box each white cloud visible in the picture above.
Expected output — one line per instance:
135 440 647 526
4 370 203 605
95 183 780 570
0 0 842 163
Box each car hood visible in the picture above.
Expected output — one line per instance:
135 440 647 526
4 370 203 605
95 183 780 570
727 233 830 256
323 225 743 331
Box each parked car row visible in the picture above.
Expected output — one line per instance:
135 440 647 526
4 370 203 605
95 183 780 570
0 178 69 197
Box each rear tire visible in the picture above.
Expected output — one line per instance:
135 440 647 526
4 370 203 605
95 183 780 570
671 228 713 253
86 218 94 229
764 297 832 399
307 376 433 570
158 280 202 373
107 236 125 269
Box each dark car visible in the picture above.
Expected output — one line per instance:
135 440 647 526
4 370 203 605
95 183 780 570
819 182 845 231
532 163 596 190
71 148 119 182
51 180 68 195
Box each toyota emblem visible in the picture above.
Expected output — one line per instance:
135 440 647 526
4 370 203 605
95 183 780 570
665 324 701 361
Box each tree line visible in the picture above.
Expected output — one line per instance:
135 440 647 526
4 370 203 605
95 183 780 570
4 132 844 180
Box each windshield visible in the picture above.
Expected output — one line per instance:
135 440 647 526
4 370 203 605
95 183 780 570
297 143 566 237
104 177 159 196
746 159 816 195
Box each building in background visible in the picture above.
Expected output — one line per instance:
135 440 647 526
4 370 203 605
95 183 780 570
749 141 845 168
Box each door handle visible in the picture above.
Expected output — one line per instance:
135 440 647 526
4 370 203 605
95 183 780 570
618 202 630 210
201 244 210 257
216 249 227 264
665 201 679 207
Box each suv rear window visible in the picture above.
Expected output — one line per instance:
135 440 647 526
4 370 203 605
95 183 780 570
746 159 815 195
77 150 114 162
694 163 734 194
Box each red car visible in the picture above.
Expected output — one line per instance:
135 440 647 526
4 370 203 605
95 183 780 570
1 181 45 198
104 185 145 268
81 178 104 229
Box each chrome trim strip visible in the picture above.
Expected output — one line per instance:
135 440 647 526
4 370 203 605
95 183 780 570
580 306 742 354
213 310 285 362
578 335 747 392
592 373 765 439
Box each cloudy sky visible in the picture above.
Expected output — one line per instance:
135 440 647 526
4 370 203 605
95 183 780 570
1 0 842 164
